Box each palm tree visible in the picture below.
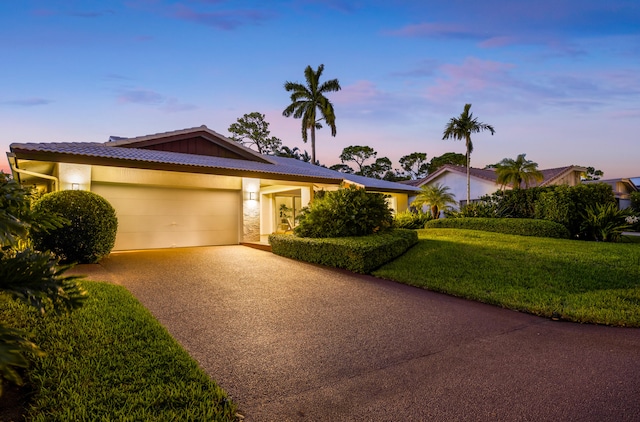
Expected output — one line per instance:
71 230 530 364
413 183 457 219
495 153 544 189
283 64 341 164
442 104 495 205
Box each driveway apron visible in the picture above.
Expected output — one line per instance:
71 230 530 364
96 246 640 421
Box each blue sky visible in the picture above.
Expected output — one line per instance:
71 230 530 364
1 0 639 179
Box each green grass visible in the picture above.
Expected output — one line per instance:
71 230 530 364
1 281 236 421
373 229 640 327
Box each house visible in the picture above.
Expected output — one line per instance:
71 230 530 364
584 178 638 209
7 126 419 251
404 164 587 208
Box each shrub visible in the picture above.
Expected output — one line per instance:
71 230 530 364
580 203 632 242
294 185 393 238
269 229 418 273
31 191 118 264
631 192 640 213
393 210 432 229
425 217 570 239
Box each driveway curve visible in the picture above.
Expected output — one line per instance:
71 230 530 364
92 246 640 421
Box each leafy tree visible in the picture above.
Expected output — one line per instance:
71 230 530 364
361 157 393 180
442 104 495 205
412 183 457 219
0 173 86 394
339 145 377 174
283 64 341 164
228 112 282 155
399 152 429 179
276 146 312 162
581 166 604 181
631 191 640 213
427 152 466 174
495 153 544 189
329 163 354 174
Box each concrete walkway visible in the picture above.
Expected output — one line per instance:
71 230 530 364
83 246 640 421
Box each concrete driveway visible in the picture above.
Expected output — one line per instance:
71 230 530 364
89 246 640 421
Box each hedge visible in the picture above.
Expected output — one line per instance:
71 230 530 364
269 229 418 274
425 217 570 239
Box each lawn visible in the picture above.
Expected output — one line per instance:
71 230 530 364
373 228 640 327
0 281 237 421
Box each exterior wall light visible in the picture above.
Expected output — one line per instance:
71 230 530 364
248 192 257 200
71 183 80 190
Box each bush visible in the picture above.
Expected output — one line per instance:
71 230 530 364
425 217 570 239
294 185 393 238
631 192 640 213
580 203 632 242
535 183 615 237
31 191 118 264
393 210 432 229
269 229 418 273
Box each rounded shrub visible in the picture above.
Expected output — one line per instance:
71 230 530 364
425 217 570 239
31 190 118 263
294 185 393 238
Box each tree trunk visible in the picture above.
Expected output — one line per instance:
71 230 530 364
432 205 439 219
310 124 316 165
466 151 471 206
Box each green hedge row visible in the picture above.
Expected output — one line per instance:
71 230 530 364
269 229 418 274
425 217 571 239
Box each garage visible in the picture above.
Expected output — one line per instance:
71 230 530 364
92 183 240 250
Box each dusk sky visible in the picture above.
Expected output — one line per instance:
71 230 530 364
2 0 639 179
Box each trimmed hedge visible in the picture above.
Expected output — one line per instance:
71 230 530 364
269 229 418 274
425 217 570 239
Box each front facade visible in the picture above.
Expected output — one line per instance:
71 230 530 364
7 126 419 251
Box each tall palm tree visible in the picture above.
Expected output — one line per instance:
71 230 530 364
495 153 544 189
283 64 341 164
413 183 457 219
442 104 495 205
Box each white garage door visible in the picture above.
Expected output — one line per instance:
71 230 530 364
93 183 240 250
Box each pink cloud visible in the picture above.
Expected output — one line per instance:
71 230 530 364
172 4 273 30
333 80 385 105
385 22 472 38
427 57 515 99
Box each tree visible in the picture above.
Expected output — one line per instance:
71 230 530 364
0 173 86 394
276 146 312 162
495 153 544 189
329 163 354 174
283 64 341 165
339 145 377 173
442 104 495 205
427 152 466 174
362 157 392 179
412 183 457 219
228 112 282 155
399 152 428 179
581 166 604 181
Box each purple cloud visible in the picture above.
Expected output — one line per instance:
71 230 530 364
172 4 273 30
2 98 53 107
68 10 116 18
117 89 197 112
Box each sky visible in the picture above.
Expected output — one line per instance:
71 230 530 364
1 0 639 180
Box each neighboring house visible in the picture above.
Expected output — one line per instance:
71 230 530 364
7 126 419 251
584 178 638 209
404 164 587 208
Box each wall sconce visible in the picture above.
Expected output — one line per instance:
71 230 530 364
248 192 257 200
71 183 80 190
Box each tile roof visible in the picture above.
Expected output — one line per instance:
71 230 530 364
10 141 419 193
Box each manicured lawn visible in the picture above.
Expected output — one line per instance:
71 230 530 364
1 281 237 421
373 228 640 327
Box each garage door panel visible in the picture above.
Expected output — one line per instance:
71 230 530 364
92 183 240 250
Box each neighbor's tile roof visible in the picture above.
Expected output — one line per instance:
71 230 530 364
10 142 420 193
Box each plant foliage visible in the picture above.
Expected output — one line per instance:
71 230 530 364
580 203 632 242
270 229 418 273
425 217 570 239
31 191 118 264
294 185 393 238
393 210 433 229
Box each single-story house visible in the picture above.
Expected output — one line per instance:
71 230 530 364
403 164 587 209
584 178 638 209
6 126 419 251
